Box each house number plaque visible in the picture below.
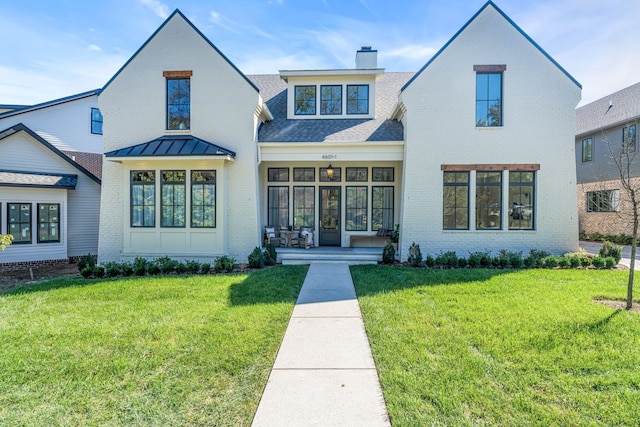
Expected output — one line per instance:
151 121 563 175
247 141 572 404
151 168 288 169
321 154 337 160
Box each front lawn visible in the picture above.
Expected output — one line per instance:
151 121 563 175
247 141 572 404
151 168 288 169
351 266 640 426
0 266 307 426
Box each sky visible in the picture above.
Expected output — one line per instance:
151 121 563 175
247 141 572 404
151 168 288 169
0 0 638 107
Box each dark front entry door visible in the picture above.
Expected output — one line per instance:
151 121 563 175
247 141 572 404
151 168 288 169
319 187 341 246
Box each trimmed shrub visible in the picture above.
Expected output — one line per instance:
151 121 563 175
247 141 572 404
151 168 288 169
78 253 96 272
509 251 524 269
592 256 606 269
214 255 235 273
155 256 174 274
407 242 423 267
264 244 277 266
599 241 622 264
105 262 121 278
93 265 105 278
542 255 559 268
569 256 581 268
248 247 265 269
435 251 457 268
200 262 211 274
605 256 617 269
580 256 592 268
133 257 147 276
457 257 468 268
495 250 510 268
146 261 161 275
557 257 570 268
121 262 134 276
186 259 201 274
175 262 187 274
425 255 435 268
382 241 396 264
80 267 93 278
467 252 482 268
524 249 550 268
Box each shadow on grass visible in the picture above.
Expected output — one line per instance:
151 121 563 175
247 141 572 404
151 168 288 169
583 309 622 330
2 277 104 296
228 265 308 306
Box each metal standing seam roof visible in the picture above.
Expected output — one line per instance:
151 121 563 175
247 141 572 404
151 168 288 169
104 136 236 158
0 170 77 189
576 81 640 137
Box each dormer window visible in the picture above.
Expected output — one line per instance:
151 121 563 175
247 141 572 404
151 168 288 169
320 85 342 115
164 70 192 130
295 85 316 115
347 84 369 114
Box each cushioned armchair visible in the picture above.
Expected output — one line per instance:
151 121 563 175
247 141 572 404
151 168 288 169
264 226 284 247
294 227 315 249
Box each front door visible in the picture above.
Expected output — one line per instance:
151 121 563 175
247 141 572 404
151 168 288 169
319 187 341 246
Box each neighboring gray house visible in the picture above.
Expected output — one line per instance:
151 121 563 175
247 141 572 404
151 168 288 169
575 82 640 237
0 91 103 267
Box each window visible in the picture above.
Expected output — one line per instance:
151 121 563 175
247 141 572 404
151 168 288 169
8 203 31 243
475 69 503 127
161 170 186 227
476 171 502 229
582 138 593 162
293 187 315 228
443 172 469 230
37 203 60 243
293 167 315 182
131 171 155 227
509 172 535 230
372 167 394 182
320 166 341 182
346 85 369 114
320 85 342 115
268 168 289 182
346 187 367 231
372 186 394 231
191 170 216 228
167 78 190 130
346 167 368 182
295 85 316 115
91 108 103 135
268 186 289 227
623 125 636 153
587 190 620 212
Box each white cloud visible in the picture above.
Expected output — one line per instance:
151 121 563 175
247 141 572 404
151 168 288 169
382 45 437 61
88 44 102 52
138 0 169 19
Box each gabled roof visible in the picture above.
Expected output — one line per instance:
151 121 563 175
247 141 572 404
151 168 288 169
402 1 581 92
249 72 413 143
0 89 101 120
104 135 236 158
0 170 77 189
102 9 258 93
61 151 103 180
576 82 640 137
0 123 101 185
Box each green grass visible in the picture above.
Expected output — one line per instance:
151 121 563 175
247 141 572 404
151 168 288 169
0 266 307 426
351 266 640 426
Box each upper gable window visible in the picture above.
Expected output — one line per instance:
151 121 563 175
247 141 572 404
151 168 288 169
295 85 316 115
346 84 369 114
164 71 192 130
623 125 636 153
474 65 505 127
581 138 593 162
91 108 103 135
320 85 342 115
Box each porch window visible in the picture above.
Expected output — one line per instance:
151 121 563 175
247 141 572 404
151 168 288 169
131 171 155 227
268 186 289 228
346 186 367 231
161 170 186 227
268 168 289 182
293 186 315 228
8 203 31 243
320 166 341 182
372 167 394 182
37 203 60 243
476 171 502 229
346 167 368 182
191 170 216 228
508 171 535 230
372 186 394 231
443 171 469 230
293 167 315 182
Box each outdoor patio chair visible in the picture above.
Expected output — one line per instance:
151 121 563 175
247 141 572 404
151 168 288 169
264 226 284 247
295 227 315 249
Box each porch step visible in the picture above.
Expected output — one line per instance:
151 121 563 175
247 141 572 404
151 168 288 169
276 247 382 265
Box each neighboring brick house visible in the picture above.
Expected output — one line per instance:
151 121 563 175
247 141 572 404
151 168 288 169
575 82 640 237
98 1 581 264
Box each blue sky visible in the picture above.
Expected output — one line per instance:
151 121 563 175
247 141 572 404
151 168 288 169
0 0 637 106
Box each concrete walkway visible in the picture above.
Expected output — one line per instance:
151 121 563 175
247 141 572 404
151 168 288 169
251 263 390 427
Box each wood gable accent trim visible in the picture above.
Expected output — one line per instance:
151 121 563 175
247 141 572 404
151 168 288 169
441 164 540 172
163 70 193 78
473 64 507 73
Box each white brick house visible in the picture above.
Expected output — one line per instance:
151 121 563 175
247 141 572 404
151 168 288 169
98 1 581 264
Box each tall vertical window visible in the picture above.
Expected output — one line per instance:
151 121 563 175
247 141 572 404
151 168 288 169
268 186 289 227
8 203 31 243
346 85 369 114
320 85 342 115
161 170 186 227
295 85 316 115
346 186 367 231
91 108 103 135
372 186 394 231
131 171 155 227
582 138 593 162
167 77 191 130
293 187 315 228
475 65 504 127
37 203 60 243
443 172 469 230
623 125 636 152
191 170 216 228
509 172 535 230
587 190 620 212
476 171 502 229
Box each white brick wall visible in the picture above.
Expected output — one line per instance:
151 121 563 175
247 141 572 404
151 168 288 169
399 4 581 258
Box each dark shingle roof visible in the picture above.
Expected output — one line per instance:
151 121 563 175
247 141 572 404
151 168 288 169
104 135 236 158
0 170 77 189
576 82 640 136
0 89 101 120
248 72 413 142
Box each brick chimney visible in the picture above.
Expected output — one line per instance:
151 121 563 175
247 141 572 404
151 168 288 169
355 46 377 69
